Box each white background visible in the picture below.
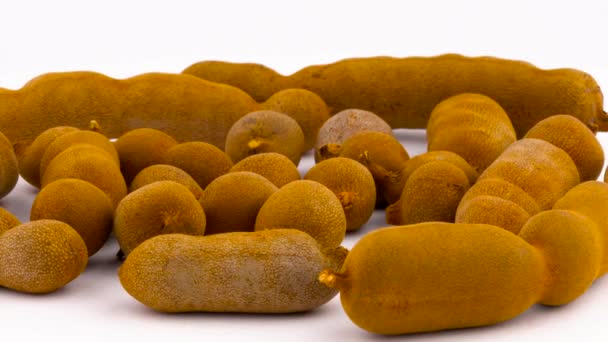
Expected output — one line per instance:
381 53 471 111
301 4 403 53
1 0 608 341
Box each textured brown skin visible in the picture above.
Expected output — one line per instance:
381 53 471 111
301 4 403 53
396 151 478 204
259 89 330 150
427 93 516 172
520 210 601 306
456 178 540 233
229 152 300 188
225 110 305 165
0 208 20 235
455 195 530 234
319 223 545 335
200 172 277 235
478 138 580 210
0 131 18 198
337 131 409 205
163 142 233 190
304 158 376 231
30 179 113 256
315 109 393 162
41 145 127 208
114 128 178 184
458 178 540 216
39 130 120 179
119 229 348 313
15 126 78 188
183 54 608 135
554 181 608 274
114 181 206 255
129 164 203 199
524 114 604 181
255 180 347 249
0 72 257 150
0 220 88 294
386 161 470 225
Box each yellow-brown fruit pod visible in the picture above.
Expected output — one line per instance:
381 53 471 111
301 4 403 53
396 151 478 204
0 131 18 198
427 93 516 172
304 158 376 231
255 180 346 249
114 128 178 184
0 220 88 294
119 229 348 313
0 208 20 235
30 178 114 256
200 172 277 235
129 164 203 199
0 72 263 150
315 109 393 162
114 181 206 255
225 110 305 165
519 209 601 306
229 152 300 188
39 130 120 179
183 61 288 102
183 55 608 135
455 178 541 233
386 161 470 225
260 88 331 150
338 131 409 204
318 223 544 335
455 195 530 234
479 138 579 210
554 181 608 274
524 114 604 181
164 141 233 189
458 178 541 216
40 144 127 208
15 126 79 188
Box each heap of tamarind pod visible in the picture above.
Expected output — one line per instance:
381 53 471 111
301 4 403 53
0 54 607 335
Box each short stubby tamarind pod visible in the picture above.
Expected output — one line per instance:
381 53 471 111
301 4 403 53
119 229 348 313
319 223 545 334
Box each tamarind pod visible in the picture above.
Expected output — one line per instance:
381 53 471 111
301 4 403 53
184 54 607 135
0 72 259 150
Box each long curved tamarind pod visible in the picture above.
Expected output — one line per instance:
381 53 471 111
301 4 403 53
183 54 608 135
0 72 329 152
